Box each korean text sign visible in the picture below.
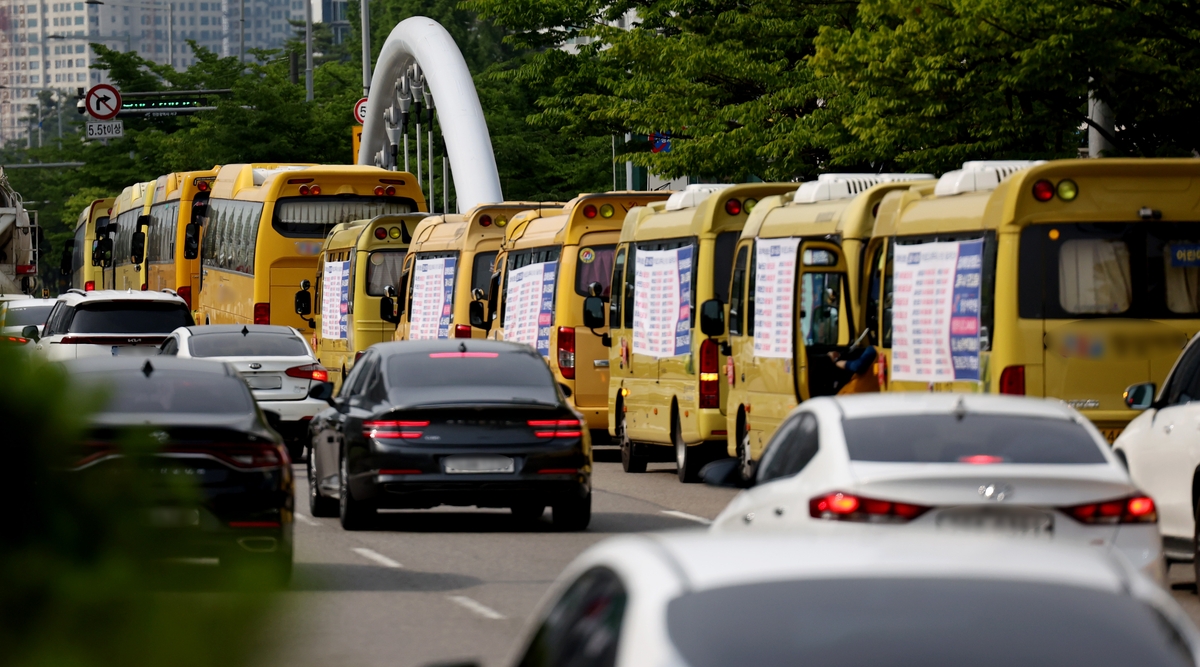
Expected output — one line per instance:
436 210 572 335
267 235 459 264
409 257 457 340
891 239 982 383
321 261 350 340
505 261 557 355
633 246 693 357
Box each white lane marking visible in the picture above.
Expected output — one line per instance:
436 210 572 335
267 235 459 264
448 595 506 620
352 547 403 568
661 510 712 525
294 513 319 526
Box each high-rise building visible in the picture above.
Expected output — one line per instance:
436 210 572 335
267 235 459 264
0 0 307 144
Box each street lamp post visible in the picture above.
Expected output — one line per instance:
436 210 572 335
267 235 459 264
84 0 173 68
304 0 313 101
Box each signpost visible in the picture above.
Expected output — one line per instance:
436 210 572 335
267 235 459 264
85 121 124 139
353 97 369 125
84 84 124 141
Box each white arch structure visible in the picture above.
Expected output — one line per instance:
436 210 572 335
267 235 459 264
356 16 503 211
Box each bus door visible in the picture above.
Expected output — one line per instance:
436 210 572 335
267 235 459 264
570 238 616 410
794 242 853 399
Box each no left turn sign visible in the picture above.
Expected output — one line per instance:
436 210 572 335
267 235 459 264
353 97 369 125
85 84 122 120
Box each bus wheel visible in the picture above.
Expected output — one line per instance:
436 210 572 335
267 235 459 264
736 413 755 483
618 404 646 473
674 410 701 484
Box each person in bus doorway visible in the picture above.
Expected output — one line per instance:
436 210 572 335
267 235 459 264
827 342 880 394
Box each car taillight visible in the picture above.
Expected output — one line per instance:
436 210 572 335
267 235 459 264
76 441 118 468
1063 495 1157 524
528 418 583 438
364 420 430 440
699 338 719 409
454 324 472 338
167 443 288 469
16 264 35 275
355 350 365 363
6 336 28 344
141 283 148 291
809 491 930 523
253 302 270 325
557 326 575 380
84 280 95 291
177 285 191 309
999 365 1024 395
286 363 329 382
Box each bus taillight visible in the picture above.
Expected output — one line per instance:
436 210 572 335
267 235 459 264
557 327 575 379
999 366 1025 395
254 302 270 325
699 338 719 408
177 286 191 308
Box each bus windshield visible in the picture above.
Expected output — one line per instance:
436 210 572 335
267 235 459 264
273 197 414 238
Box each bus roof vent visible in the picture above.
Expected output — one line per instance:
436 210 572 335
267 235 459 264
793 173 935 204
252 165 309 186
664 184 734 211
934 160 1045 197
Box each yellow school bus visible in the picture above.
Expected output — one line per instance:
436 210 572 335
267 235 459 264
480 192 672 445
601 183 798 481
302 212 426 388
144 168 219 309
395 202 560 341
863 159 1200 441
109 181 155 290
723 175 935 477
194 164 426 329
69 197 114 291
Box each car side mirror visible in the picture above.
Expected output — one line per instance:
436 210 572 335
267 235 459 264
1124 382 1156 410
559 382 572 398
700 458 752 489
294 289 312 317
469 300 490 331
183 222 200 260
700 299 725 338
308 381 336 407
130 230 146 265
379 296 400 324
20 325 39 342
582 295 605 330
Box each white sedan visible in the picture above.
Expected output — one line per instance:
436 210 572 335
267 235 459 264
158 324 329 459
1115 332 1200 573
498 532 1199 667
707 393 1164 581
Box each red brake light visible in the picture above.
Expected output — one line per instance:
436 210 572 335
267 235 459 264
167 443 288 469
228 520 281 528
84 280 95 291
557 326 575 380
253 302 270 325
428 352 499 358
479 215 492 227
285 363 329 382
999 365 1024 395
374 186 385 196
374 227 387 239
959 454 1005 464
724 198 742 215
6 336 28 344
385 186 396 196
177 285 192 309
310 185 321 195
355 350 365 363
583 204 597 219
529 418 583 439
299 185 310 196
1032 179 1055 202
197 181 210 192
454 324 472 338
1064 495 1157 524
16 264 35 275
141 283 148 291
699 338 719 409
810 491 930 523
364 419 429 439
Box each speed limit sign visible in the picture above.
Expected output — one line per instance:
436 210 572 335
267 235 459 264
353 97 369 124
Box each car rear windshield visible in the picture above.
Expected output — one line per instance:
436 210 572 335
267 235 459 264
69 302 194 334
841 414 1106 464
81 371 254 414
2 304 53 326
385 351 558 404
188 332 308 358
667 578 1193 667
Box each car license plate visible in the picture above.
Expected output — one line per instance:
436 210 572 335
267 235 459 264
443 455 515 474
111 345 157 356
935 507 1053 537
1101 428 1123 444
243 375 283 390
146 507 200 527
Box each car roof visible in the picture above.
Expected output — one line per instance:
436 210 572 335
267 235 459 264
56 289 187 306
636 532 1130 594
369 339 541 357
829 392 1077 421
3 298 57 308
182 324 297 336
63 356 235 376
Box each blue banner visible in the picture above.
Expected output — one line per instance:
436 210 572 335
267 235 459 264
1170 243 1200 267
436 257 457 339
536 262 557 356
949 239 983 381
674 245 693 356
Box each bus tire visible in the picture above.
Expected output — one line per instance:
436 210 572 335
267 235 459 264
674 410 701 484
618 406 646 473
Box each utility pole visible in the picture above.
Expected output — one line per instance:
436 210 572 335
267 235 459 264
239 0 245 63
360 0 370 95
167 1 173 67
1088 90 1114 158
56 91 62 148
304 0 313 101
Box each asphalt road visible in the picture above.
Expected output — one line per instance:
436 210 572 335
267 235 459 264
263 454 1200 667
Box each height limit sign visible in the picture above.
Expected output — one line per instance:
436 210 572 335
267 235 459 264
85 84 123 140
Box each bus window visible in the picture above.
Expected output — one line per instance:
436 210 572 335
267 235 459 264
1059 239 1132 314
713 231 739 303
800 272 840 346
729 246 748 337
622 245 636 330
202 200 263 275
575 244 615 297
472 251 497 297
272 197 413 238
366 250 406 296
746 244 757 338
610 247 626 328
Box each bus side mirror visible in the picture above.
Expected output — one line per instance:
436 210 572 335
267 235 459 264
379 289 400 324
700 299 725 338
469 300 490 331
1124 382 1156 410
59 241 73 275
583 295 605 330
295 289 312 316
183 222 200 259
98 238 113 266
130 231 146 265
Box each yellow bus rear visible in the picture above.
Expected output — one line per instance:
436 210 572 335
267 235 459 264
195 164 426 329
70 197 114 291
864 159 1200 441
145 168 218 309
109 181 154 290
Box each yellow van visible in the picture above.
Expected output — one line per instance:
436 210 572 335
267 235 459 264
479 193 671 444
298 212 426 388
195 164 426 330
862 159 1200 441
395 202 559 341
109 181 155 290
591 183 799 481
68 197 114 291
145 168 219 309
722 174 935 477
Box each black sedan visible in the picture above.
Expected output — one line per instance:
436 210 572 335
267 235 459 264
307 340 592 531
64 356 294 583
